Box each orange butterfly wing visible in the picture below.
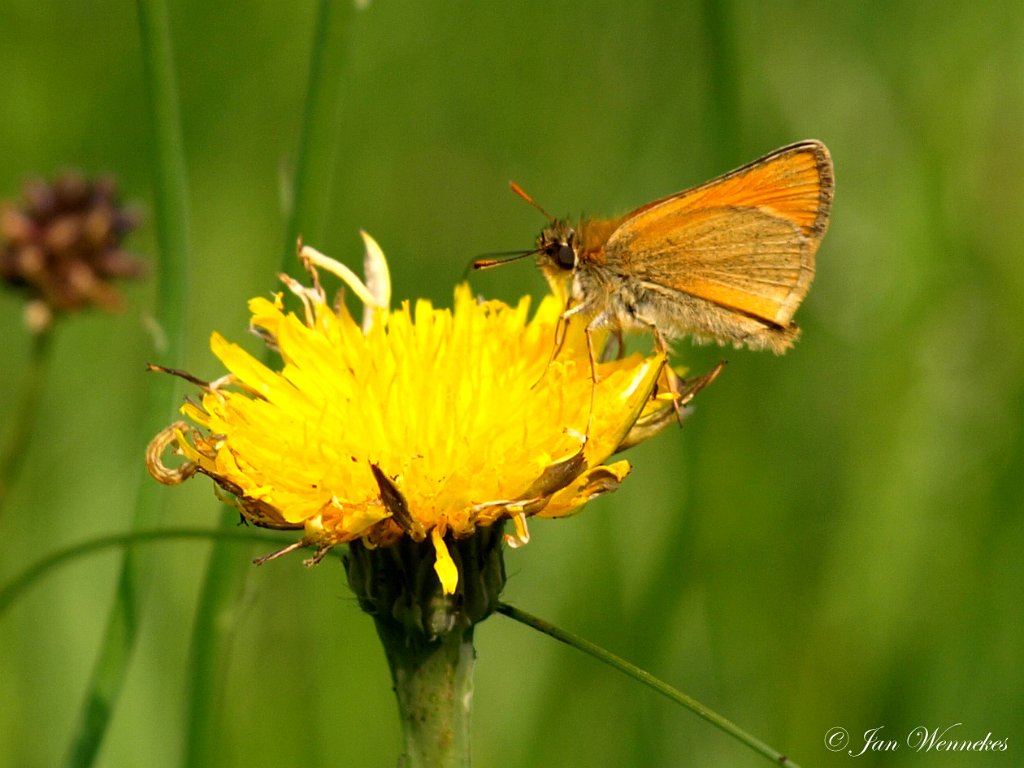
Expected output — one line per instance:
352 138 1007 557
603 141 833 326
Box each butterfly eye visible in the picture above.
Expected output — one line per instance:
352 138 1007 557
555 232 576 270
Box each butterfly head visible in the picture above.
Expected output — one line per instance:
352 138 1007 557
537 220 578 280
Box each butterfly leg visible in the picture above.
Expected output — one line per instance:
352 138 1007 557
583 323 601 438
531 305 573 390
599 329 626 363
639 323 694 425
645 321 726 425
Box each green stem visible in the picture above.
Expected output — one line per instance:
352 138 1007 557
345 528 506 767
62 0 190 764
374 618 475 768
497 602 801 768
0 327 53 515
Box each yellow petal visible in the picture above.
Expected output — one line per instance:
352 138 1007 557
431 527 459 595
540 460 633 518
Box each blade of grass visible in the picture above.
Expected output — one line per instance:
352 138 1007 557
497 602 801 768
0 528 293 618
182 505 259 768
700 0 741 165
62 0 190 764
182 3 357 766
0 328 53 515
280 0 357 272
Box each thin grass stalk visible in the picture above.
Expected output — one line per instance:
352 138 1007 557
624 3 743 762
62 0 190 764
0 528 291 618
0 328 53 514
700 0 742 165
182 2 355 765
497 603 801 767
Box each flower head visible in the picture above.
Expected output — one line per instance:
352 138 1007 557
1 172 144 330
148 235 709 597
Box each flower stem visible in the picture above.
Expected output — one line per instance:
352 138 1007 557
346 527 506 767
374 618 475 768
0 327 52 516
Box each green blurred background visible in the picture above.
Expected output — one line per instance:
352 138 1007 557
1 1 1021 766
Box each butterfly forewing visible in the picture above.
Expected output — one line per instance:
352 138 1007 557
622 208 812 323
603 141 832 326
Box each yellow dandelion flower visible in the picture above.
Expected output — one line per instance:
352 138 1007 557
148 234 706 599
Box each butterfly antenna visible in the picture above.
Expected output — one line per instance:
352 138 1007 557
468 247 540 275
509 181 556 223
466 181 553 275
